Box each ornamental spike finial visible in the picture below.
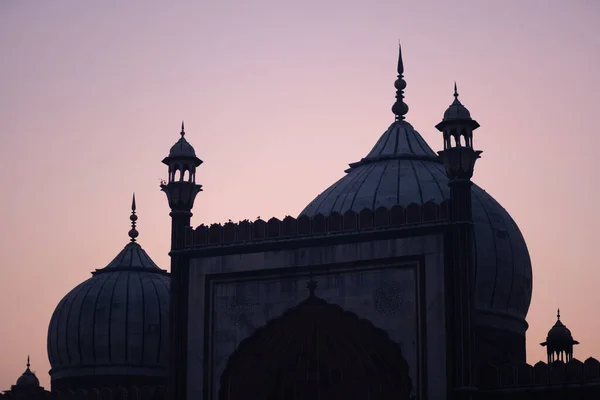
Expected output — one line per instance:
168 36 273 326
391 43 409 121
26 355 30 369
454 81 458 99
181 121 185 137
557 308 561 320
128 193 139 242
397 40 404 75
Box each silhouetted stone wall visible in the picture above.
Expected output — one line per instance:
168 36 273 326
185 202 449 247
461 358 600 399
7 359 600 399
0 386 167 400
476 325 527 367
479 358 600 386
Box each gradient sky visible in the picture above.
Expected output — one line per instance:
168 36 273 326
1 0 599 390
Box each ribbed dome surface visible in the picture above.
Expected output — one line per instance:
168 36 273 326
169 137 196 157
443 97 472 121
47 241 170 383
300 120 533 329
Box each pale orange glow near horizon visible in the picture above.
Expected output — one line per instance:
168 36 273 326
1 0 599 390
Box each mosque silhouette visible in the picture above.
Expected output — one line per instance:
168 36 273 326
2 45 597 400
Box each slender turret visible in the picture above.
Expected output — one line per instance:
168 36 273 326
161 122 203 400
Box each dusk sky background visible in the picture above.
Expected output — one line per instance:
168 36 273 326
1 0 599 390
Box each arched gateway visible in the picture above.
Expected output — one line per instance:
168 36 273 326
219 281 412 400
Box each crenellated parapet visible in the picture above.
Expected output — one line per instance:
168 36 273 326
468 358 600 396
184 202 450 247
0 386 168 400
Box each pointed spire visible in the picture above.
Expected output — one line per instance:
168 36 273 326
180 121 185 138
451 82 464 107
557 308 561 321
26 355 30 369
128 193 139 242
391 43 409 121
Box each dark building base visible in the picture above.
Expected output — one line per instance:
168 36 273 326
476 325 526 367
50 375 168 392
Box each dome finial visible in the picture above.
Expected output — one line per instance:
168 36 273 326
181 121 185 138
557 308 561 320
454 82 459 99
391 43 409 121
128 193 139 242
26 355 30 369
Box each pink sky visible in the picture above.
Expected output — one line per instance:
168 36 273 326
1 0 599 390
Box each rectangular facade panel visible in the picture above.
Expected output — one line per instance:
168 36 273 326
208 264 419 398
185 233 446 399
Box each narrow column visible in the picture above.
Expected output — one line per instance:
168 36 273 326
436 84 481 398
161 122 203 400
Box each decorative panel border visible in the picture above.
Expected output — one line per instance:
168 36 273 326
200 256 428 400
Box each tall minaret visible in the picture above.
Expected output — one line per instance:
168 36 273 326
436 84 481 395
161 121 203 250
161 121 202 400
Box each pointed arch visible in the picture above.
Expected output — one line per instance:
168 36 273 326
219 295 412 399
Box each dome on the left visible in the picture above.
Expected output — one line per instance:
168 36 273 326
46 195 170 391
4 356 48 396
15 356 40 388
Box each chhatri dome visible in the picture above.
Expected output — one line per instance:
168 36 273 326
168 121 198 158
47 195 170 391
162 121 203 184
541 309 579 363
439 82 477 122
300 45 533 358
3 356 47 397
15 356 40 388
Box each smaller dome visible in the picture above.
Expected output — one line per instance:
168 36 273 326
442 84 472 122
15 357 40 388
434 84 480 134
547 319 573 342
541 309 579 349
443 99 471 121
16 371 39 387
169 137 196 157
47 198 171 390
168 122 196 158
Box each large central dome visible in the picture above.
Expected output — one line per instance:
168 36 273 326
299 48 533 346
